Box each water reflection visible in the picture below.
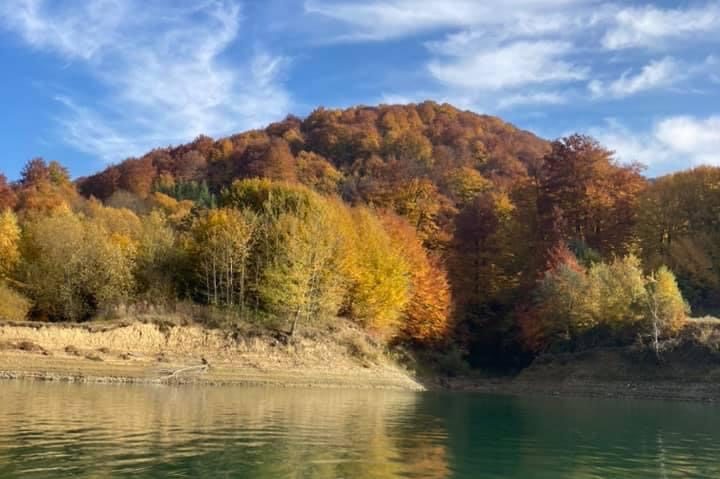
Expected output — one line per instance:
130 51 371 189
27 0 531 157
4 382 720 478
0 382 449 478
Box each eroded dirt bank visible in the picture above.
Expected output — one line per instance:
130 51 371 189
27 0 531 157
0 320 423 391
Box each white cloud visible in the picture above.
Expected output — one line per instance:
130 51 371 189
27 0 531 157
429 41 587 91
0 0 127 60
305 0 600 40
497 92 567 109
0 0 292 162
591 116 720 176
588 57 682 98
602 3 720 50
655 116 720 162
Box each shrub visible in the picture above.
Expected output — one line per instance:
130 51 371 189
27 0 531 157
0 283 31 321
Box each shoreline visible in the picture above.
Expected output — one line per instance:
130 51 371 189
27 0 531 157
0 319 424 392
442 377 720 402
5 320 720 401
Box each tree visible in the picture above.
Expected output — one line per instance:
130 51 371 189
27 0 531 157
119 157 157 198
16 158 78 212
20 211 136 321
389 178 450 246
135 211 181 302
342 208 411 338
296 151 343 194
645 266 688 358
532 244 593 347
585 255 646 332
257 207 342 336
382 213 452 343
0 209 20 280
442 167 491 206
189 208 258 312
242 138 297 182
636 167 720 311
20 158 50 186
449 192 519 308
0 174 17 210
537 135 646 256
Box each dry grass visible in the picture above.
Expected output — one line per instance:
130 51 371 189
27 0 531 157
684 317 720 351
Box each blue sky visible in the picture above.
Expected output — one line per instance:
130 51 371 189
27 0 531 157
0 0 719 180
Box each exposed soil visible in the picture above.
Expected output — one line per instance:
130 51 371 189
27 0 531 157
0 320 423 391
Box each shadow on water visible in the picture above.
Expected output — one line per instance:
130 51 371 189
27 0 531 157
2 382 720 478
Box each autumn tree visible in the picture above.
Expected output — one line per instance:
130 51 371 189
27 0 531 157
526 243 592 349
636 167 720 310
341 208 411 338
257 206 342 335
521 243 688 353
241 138 297 182
382 213 452 343
20 211 135 321
189 208 258 313
296 151 343 194
0 174 17 210
119 157 157 198
645 266 688 358
220 179 346 333
449 191 520 308
16 158 78 212
537 135 646 256
0 209 21 280
135 211 182 302
441 167 491 206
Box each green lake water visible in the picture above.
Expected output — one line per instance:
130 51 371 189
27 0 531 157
1 381 720 478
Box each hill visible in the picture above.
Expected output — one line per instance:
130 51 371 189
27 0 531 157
2 101 716 377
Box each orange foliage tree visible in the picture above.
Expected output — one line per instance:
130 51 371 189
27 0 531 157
382 213 452 344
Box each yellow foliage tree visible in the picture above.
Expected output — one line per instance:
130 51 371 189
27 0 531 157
258 205 343 335
342 208 411 338
645 266 688 357
189 208 258 312
0 209 21 279
382 213 452 343
20 210 136 321
586 255 646 330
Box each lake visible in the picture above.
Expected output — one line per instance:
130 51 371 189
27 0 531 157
1 382 720 478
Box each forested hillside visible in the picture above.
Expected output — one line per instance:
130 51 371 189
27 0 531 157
0 102 713 370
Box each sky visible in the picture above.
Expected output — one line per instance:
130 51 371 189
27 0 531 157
0 0 719 180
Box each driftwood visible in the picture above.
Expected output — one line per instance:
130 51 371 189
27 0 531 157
160 364 209 380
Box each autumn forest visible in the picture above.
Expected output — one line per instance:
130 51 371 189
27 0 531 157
0 102 711 370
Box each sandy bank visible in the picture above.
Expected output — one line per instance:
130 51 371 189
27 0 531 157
0 320 423 391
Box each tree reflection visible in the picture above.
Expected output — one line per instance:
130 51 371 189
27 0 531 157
0 382 450 478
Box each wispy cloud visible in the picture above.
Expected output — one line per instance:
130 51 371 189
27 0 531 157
588 57 682 98
497 92 567 109
304 0 598 42
602 3 720 50
0 0 127 60
0 0 292 162
305 0 597 111
304 0 720 115
428 40 587 91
